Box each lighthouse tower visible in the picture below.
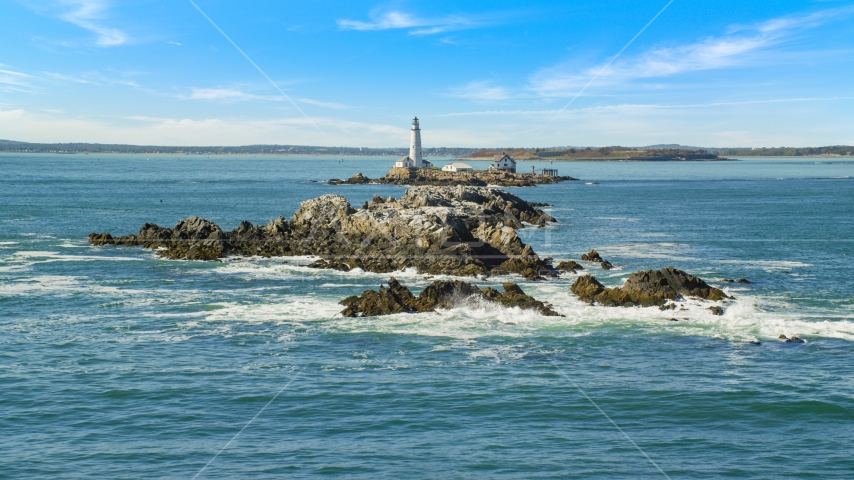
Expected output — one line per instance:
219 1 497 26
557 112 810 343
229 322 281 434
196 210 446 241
410 117 424 167
393 116 432 168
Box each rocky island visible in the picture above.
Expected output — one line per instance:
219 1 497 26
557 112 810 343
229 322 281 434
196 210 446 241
89 186 558 279
328 166 577 187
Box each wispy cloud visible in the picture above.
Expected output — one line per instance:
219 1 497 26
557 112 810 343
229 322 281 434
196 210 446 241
0 67 38 93
0 68 34 87
56 0 127 46
183 87 285 102
436 96 854 117
43 71 139 87
297 98 349 109
337 8 480 36
445 81 511 100
528 6 854 98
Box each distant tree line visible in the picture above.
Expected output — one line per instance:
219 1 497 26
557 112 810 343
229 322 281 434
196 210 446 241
0 140 478 157
2 140 850 157
718 146 854 156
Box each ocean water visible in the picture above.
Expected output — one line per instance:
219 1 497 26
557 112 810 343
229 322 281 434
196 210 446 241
1 153 853 478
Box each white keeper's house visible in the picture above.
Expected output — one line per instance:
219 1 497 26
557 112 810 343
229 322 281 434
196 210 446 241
441 162 473 172
488 153 517 173
394 117 432 168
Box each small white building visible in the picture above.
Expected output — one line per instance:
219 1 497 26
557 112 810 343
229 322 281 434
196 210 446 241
441 162 473 172
395 156 415 168
488 153 516 173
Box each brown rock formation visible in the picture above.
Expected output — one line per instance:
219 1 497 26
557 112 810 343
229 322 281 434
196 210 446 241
570 267 728 307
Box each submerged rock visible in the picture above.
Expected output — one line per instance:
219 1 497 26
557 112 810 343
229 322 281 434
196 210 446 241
89 185 558 278
778 334 805 343
339 278 561 317
570 267 729 307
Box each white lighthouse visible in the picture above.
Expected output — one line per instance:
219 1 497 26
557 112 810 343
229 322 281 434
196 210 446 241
394 116 432 169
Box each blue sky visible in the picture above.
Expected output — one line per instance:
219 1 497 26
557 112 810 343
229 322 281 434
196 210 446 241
1 0 852 147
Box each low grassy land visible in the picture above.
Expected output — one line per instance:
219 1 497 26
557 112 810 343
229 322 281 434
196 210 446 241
468 147 720 161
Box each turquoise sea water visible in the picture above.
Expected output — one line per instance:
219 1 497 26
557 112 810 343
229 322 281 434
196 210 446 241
1 153 853 478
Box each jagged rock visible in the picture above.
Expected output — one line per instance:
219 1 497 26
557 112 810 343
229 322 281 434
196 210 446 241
339 278 420 317
581 249 604 262
89 186 558 279
339 278 561 317
708 306 724 315
600 260 613 270
556 260 583 273
736 278 751 284
778 335 805 343
570 267 728 307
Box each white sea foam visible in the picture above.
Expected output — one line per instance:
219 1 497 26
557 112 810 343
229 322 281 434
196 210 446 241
12 251 60 258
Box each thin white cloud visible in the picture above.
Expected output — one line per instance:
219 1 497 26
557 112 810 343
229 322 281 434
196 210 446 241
57 0 127 46
184 88 285 102
436 96 854 117
297 98 349 110
0 69 34 87
167 41 182 46
528 6 854 98
43 71 139 87
337 9 480 36
446 81 511 101
0 68 39 93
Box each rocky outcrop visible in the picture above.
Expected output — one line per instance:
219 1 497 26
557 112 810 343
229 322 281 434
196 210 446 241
327 172 370 185
89 186 557 279
570 267 728 307
556 260 583 273
330 167 577 187
581 249 603 262
580 249 613 269
339 278 561 317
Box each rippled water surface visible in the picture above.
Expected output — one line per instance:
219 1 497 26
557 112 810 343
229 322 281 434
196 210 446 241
2 154 853 478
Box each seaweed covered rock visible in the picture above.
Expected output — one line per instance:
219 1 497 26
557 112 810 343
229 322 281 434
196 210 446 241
570 267 728 307
339 278 561 317
89 186 558 279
